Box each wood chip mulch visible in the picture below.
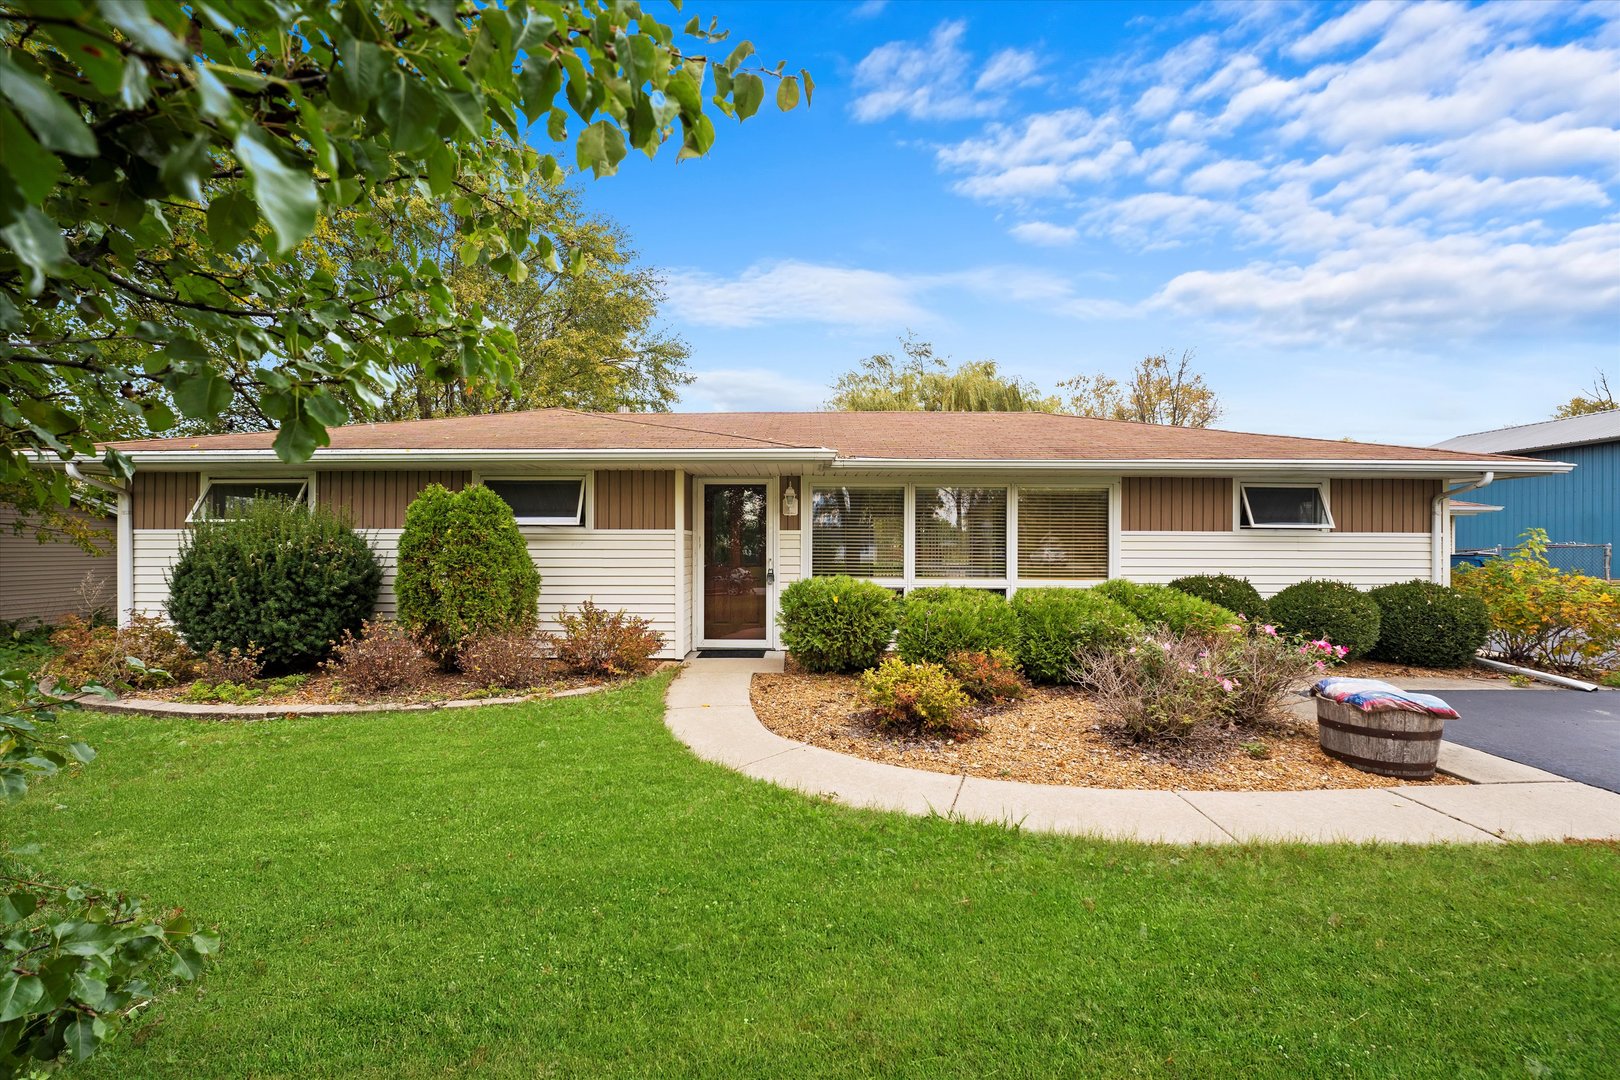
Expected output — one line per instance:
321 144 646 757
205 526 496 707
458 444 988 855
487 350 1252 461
1335 658 1505 683
750 673 1464 791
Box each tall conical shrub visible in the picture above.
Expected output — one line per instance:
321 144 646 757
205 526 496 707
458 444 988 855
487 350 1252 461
395 484 541 670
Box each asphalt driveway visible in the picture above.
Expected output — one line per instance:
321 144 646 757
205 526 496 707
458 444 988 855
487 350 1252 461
1435 689 1620 793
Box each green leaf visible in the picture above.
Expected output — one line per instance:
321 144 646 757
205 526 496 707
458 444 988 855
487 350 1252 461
0 205 69 294
234 126 316 253
677 112 715 161
376 69 438 157
159 134 212 204
517 56 562 120
0 106 63 205
193 66 240 127
776 75 799 112
63 1013 103 1061
273 409 328 462
165 363 233 420
426 144 456 197
205 189 258 252
725 40 755 72
71 972 107 1011
801 68 815 106
0 51 97 157
0 891 37 924
732 73 764 119
576 120 627 179
118 53 152 109
0 972 43 1023
332 38 385 111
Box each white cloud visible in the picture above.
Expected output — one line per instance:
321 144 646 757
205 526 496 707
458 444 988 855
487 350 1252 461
1183 158 1266 193
851 21 1040 122
850 0 888 19
1289 1 1410 60
1008 221 1080 246
664 261 931 328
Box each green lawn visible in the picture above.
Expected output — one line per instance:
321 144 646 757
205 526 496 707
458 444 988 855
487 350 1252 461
5 671 1618 1078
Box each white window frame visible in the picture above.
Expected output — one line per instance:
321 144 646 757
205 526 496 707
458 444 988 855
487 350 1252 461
804 479 1119 593
474 473 590 527
1237 481 1335 531
187 475 314 522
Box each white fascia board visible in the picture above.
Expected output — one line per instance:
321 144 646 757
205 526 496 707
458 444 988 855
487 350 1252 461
827 457 1575 478
99 447 839 468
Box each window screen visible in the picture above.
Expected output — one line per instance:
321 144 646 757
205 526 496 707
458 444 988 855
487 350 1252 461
915 487 1006 579
1241 485 1331 528
1017 489 1108 579
810 487 904 577
485 479 584 525
195 480 307 520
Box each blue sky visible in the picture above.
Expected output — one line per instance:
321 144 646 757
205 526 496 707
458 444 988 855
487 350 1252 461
576 0 1620 444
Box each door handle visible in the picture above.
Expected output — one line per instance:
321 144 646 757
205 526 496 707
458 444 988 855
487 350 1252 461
766 560 775 584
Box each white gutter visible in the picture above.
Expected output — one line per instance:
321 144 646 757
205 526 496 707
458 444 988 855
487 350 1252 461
1432 471 1493 584
65 461 134 625
829 457 1570 478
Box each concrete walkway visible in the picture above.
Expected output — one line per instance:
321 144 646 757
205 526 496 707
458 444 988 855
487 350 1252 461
664 657 1620 845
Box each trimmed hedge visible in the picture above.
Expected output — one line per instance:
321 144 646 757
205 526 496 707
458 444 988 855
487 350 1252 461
1093 579 1238 638
1168 573 1268 621
1268 579 1381 659
396 484 541 671
776 576 899 673
167 498 381 673
894 588 1021 665
1010 588 1144 684
1368 580 1490 668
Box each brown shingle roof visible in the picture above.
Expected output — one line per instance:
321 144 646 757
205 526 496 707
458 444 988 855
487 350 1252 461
108 407 1543 464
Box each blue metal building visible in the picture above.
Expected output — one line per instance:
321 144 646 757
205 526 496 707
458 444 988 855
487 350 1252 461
1435 411 1618 576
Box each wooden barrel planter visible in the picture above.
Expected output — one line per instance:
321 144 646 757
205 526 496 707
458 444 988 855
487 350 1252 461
1316 698 1445 780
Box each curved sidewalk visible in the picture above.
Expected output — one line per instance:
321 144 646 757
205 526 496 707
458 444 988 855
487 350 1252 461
664 657 1620 845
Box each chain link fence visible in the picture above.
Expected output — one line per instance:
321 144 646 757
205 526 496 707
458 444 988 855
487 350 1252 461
1454 542 1613 579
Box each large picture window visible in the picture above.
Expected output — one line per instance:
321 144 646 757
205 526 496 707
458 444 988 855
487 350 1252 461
915 486 1007 579
189 479 308 521
1240 483 1333 529
809 486 904 577
485 478 585 526
1017 488 1109 579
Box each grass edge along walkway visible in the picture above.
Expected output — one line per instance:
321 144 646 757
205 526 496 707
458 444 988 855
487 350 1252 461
4 672 1617 1078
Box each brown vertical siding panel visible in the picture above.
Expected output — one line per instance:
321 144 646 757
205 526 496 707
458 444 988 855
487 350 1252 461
1121 477 1231 531
131 472 199 529
1331 479 1437 533
316 470 471 528
779 474 801 531
594 471 675 529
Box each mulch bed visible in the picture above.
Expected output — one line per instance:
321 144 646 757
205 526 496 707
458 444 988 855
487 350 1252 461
751 672 1465 792
1335 658 1505 683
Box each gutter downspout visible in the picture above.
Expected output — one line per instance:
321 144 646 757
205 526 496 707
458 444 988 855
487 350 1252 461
1432 471 1493 585
65 462 133 626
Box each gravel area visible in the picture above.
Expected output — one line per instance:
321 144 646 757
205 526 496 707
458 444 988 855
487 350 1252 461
751 673 1464 791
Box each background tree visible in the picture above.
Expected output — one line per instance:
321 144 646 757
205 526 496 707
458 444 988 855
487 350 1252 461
1 0 808 520
827 335 1060 412
1553 370 1616 418
1062 350 1221 427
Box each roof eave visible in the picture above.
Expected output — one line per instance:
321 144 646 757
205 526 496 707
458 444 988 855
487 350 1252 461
89 446 839 467
828 457 1574 478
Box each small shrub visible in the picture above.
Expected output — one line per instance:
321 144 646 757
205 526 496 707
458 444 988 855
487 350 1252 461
1452 529 1620 673
1368 580 1491 668
167 498 382 673
1169 573 1269 621
894 589 1021 665
553 600 663 678
396 484 541 671
1218 624 1342 725
1267 580 1382 659
201 643 264 684
1009 587 1144 684
858 656 973 736
1093 579 1240 639
776 576 899 673
1078 635 1227 742
459 630 551 689
181 674 307 705
45 613 198 691
1241 740 1271 760
1596 670 1619 689
944 648 1025 702
324 620 426 694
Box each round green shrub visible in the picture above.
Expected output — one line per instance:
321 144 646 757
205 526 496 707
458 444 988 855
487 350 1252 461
167 498 381 673
1168 573 1268 621
776 576 899 673
1092 578 1239 639
1010 588 1144 684
1367 580 1490 668
894 588 1020 665
396 484 541 670
1267 579 1381 659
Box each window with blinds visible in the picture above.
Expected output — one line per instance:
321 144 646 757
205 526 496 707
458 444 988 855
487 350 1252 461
915 487 1006 579
1017 488 1109 579
810 486 904 577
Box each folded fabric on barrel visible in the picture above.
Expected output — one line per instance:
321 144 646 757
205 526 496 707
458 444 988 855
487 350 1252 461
1310 677 1459 719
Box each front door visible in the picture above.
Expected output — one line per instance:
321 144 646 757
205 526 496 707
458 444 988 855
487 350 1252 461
702 483 769 643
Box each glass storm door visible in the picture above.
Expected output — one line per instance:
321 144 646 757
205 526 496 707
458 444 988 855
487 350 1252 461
703 483 768 642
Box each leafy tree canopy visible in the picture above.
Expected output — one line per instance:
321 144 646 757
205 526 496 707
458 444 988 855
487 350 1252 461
1553 369 1615 418
1062 350 1221 428
0 0 807 517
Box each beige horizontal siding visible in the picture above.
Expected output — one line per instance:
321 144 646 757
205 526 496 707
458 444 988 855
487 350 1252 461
1116 531 1434 595
0 508 115 622
130 529 187 618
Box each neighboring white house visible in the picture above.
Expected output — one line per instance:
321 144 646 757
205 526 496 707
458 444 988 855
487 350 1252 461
0 506 116 624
